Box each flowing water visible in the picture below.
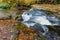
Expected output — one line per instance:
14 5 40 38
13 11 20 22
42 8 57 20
17 8 60 40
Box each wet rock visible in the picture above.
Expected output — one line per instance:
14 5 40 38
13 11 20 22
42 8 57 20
0 9 17 20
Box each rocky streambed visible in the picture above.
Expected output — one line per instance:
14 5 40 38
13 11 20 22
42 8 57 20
0 8 60 40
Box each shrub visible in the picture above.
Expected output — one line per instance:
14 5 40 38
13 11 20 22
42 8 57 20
0 2 10 9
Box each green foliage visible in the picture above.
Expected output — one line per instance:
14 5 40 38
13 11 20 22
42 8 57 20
0 2 10 9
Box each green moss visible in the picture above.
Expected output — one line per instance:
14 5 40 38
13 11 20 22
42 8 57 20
0 2 10 9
